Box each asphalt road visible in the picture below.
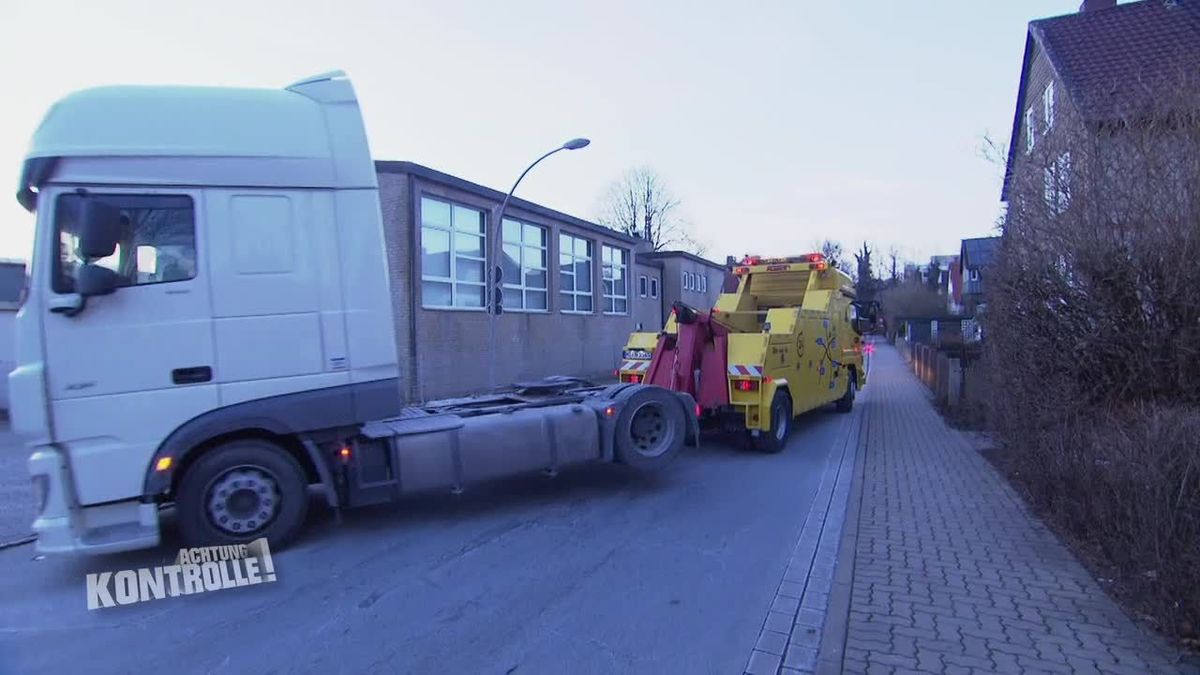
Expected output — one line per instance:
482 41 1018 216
0 421 34 545
0 408 854 675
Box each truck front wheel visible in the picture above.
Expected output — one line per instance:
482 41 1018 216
753 390 793 454
175 439 309 549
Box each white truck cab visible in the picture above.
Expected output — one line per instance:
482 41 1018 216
13 72 401 552
13 71 695 555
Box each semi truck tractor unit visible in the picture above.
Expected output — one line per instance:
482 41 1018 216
10 71 697 555
621 254 877 452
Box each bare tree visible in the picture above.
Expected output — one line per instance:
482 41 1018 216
854 242 877 300
815 239 852 274
597 167 704 253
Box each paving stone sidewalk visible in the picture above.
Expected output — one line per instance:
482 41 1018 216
820 345 1196 675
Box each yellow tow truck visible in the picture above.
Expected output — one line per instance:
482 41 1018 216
618 253 877 452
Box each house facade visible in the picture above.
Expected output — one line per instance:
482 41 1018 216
638 250 725 318
0 259 27 411
1001 0 1200 213
959 237 999 315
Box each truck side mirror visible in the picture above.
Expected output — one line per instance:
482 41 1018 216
76 264 120 297
78 200 123 259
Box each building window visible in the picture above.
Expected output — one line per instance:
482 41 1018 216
969 269 981 282
1025 106 1036 154
1044 152 1071 214
559 233 593 312
500 218 548 311
602 245 629 314
420 196 485 308
638 275 648 297
1043 82 1055 133
650 277 659 298
699 274 707 293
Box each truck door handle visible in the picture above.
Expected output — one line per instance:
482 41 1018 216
172 366 212 384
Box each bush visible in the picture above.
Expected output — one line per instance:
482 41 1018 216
991 406 1200 638
987 71 1200 642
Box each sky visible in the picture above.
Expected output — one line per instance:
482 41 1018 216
0 0 1090 268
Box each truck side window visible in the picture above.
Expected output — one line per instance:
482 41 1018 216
53 193 196 294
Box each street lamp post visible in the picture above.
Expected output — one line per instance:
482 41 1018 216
486 137 590 390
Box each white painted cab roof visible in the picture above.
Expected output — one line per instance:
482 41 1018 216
23 71 376 191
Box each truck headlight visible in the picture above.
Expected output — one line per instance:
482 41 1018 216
32 475 49 515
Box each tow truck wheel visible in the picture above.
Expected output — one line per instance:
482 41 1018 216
835 373 857 413
614 388 686 470
754 390 793 454
175 439 309 549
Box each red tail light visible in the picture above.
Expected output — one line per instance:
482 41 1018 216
735 380 759 392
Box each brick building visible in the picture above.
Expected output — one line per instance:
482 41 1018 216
375 161 721 401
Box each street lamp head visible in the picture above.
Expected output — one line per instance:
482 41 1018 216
562 137 591 150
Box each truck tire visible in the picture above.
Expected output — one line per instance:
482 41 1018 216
754 390 793 453
175 439 309 549
835 373 857 413
613 388 686 471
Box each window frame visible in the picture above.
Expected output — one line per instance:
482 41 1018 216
419 195 487 310
1044 152 1071 214
969 269 981 282
559 232 595 314
601 245 629 315
500 217 549 313
699 274 707 293
1043 82 1055 134
649 277 659 299
638 275 648 298
1025 106 1037 154
52 192 198 295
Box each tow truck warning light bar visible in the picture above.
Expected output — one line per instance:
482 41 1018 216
733 253 827 276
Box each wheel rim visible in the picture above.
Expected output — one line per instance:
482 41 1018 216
205 465 281 536
628 402 675 458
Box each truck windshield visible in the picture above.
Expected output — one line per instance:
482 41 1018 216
53 193 196 294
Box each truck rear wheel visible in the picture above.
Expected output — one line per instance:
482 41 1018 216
835 373 857 413
614 388 686 470
754 390 793 453
175 439 309 549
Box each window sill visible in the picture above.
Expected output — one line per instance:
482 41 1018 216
422 305 487 312
560 310 594 316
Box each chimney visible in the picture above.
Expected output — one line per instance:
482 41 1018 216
1079 0 1116 11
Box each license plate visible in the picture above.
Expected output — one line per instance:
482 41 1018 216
623 349 652 361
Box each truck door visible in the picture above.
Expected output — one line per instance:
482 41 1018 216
42 187 218 506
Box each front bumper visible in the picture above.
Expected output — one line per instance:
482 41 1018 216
28 448 160 555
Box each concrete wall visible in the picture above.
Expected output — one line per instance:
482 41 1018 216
657 256 724 311
379 168 647 401
632 263 663 331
